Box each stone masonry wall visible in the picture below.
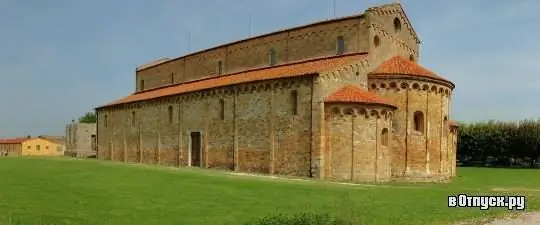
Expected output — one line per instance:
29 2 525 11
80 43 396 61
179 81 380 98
311 61 371 178
65 123 96 151
324 104 393 182
368 78 453 181
365 4 420 62
97 76 314 177
135 17 370 91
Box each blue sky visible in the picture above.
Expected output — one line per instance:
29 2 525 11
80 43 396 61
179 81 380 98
0 0 538 137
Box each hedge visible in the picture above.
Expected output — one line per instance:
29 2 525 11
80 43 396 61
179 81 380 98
457 119 540 167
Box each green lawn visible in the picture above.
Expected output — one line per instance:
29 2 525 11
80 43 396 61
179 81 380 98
0 157 538 225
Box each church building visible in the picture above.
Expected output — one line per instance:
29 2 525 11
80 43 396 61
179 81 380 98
95 3 458 182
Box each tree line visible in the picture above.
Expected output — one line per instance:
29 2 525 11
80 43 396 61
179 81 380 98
457 119 540 168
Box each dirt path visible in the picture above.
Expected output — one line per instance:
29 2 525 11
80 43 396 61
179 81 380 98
483 212 540 225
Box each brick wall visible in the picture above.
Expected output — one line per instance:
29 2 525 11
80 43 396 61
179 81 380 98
135 17 369 91
65 123 96 151
97 3 458 183
368 79 453 181
365 4 420 63
324 104 393 182
97 76 314 176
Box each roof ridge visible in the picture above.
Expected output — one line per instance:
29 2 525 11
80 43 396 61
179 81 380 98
98 53 369 109
368 55 454 88
136 52 368 95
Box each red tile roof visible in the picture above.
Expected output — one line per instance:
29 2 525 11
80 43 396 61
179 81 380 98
325 85 397 108
0 137 30 144
368 56 453 86
449 120 459 127
99 53 369 108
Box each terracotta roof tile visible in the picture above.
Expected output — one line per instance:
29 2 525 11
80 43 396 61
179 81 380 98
368 56 453 85
0 137 30 144
325 85 397 108
99 53 368 108
449 120 459 127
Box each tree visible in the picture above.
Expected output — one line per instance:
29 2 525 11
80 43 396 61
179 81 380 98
78 111 97 123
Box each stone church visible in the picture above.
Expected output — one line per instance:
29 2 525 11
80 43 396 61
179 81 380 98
95 2 459 182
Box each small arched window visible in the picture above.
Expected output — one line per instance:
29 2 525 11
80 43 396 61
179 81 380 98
269 49 277 66
131 111 136 125
168 106 173 123
409 54 415 62
373 35 380 47
443 116 448 136
336 36 345 55
393 18 402 33
219 99 225 120
381 128 389 146
217 60 223 75
104 115 108 127
291 90 298 115
413 111 424 133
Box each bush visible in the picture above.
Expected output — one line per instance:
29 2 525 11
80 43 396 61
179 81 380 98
245 212 353 225
457 119 540 168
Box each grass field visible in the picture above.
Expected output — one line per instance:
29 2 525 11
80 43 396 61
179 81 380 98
0 157 538 225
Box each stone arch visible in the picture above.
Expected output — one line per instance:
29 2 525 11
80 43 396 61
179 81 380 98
331 107 341 115
389 82 397 89
430 85 437 92
400 82 409 89
264 83 271 91
380 83 387 89
422 84 429 91
343 107 354 115
370 83 378 90
381 109 388 119
370 110 380 118
387 111 393 119
357 107 368 116
412 83 420 90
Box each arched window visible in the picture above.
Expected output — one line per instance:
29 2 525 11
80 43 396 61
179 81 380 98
336 36 345 55
381 128 389 146
413 111 424 133
219 99 225 120
168 106 173 123
373 35 380 47
409 54 415 62
104 115 108 127
443 116 448 136
269 49 277 66
393 18 402 33
291 90 298 115
131 111 136 125
217 60 223 75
